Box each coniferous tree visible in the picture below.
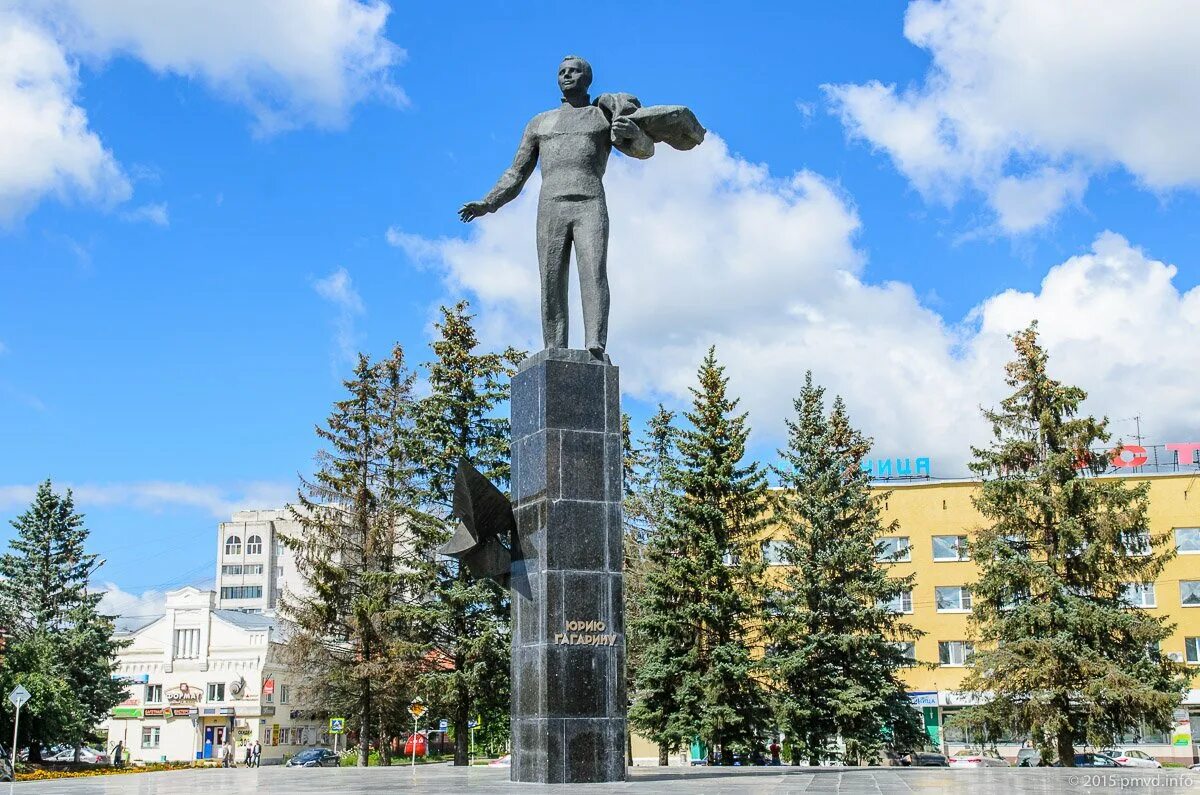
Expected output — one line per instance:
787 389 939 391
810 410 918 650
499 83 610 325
281 346 431 766
412 301 522 766
0 481 125 761
764 374 923 765
957 325 1184 766
623 407 679 765
632 349 769 765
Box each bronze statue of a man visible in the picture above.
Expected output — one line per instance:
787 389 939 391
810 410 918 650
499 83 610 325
460 56 704 358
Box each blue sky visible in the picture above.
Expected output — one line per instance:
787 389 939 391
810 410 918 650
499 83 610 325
2 1 1199 615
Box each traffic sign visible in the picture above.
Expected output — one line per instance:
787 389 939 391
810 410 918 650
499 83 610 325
439 719 448 731
8 685 29 709
467 719 478 729
408 698 426 719
329 717 345 734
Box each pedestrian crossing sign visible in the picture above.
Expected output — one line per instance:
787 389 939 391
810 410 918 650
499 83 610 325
329 717 345 734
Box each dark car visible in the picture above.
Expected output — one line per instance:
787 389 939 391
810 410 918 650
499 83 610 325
903 751 949 767
1066 753 1120 768
285 748 339 768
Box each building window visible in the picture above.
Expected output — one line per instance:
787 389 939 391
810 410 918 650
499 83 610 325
875 537 911 562
207 682 225 702
895 641 916 664
280 685 290 705
761 540 787 565
146 684 162 703
222 564 265 576
935 586 972 612
938 641 974 667
246 535 263 555
1176 528 1200 554
225 535 242 556
1181 581 1200 607
265 689 273 704
141 726 160 748
880 591 913 614
1186 638 1200 664
173 628 200 659
1122 531 1152 557
1122 582 1157 608
220 586 263 600
932 535 969 561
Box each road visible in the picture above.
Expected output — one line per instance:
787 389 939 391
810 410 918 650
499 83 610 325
11 764 1200 794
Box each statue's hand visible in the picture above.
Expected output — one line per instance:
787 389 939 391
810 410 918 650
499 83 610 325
611 116 640 141
458 201 491 223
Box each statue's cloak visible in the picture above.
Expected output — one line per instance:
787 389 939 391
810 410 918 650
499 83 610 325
595 92 706 152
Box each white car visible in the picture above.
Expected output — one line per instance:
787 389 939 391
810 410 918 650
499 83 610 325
45 747 109 765
948 749 1010 768
1100 749 1161 768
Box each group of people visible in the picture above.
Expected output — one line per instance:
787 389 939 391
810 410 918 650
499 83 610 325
220 739 262 768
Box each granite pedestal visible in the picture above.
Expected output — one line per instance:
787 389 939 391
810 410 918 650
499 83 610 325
509 348 626 784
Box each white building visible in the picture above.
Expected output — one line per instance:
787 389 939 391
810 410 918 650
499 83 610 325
216 508 309 614
104 587 331 764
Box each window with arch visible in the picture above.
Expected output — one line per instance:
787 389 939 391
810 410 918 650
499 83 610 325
246 535 263 555
225 535 242 556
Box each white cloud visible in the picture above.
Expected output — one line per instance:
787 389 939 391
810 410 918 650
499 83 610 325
15 0 406 135
0 480 295 518
0 1 402 222
120 201 169 226
0 13 130 224
98 582 166 620
399 136 1200 474
825 0 1200 232
313 266 364 362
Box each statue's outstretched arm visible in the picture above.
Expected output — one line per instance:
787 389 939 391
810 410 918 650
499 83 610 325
460 120 539 222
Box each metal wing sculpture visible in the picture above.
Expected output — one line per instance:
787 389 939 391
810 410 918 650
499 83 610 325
436 459 515 586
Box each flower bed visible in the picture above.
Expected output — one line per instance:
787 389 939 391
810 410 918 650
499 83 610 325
17 762 195 780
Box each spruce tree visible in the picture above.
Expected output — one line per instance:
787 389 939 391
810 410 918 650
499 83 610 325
764 374 923 765
412 301 522 766
958 325 1184 766
623 407 679 765
632 349 769 765
281 346 430 766
0 480 125 761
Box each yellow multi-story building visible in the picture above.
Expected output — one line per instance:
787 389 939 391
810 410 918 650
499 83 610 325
860 472 1200 764
629 467 1200 766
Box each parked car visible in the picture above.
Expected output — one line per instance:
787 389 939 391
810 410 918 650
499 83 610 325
0 746 12 782
44 747 108 765
948 748 1009 768
902 751 949 767
1016 748 1041 767
1067 753 1120 767
284 748 339 768
488 754 511 767
1100 748 1161 768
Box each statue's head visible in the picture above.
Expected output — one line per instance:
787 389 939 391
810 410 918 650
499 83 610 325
558 55 592 97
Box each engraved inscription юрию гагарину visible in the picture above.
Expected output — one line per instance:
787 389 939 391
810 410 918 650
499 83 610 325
554 619 617 646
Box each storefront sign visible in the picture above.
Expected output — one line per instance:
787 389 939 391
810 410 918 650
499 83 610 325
219 708 236 716
261 706 275 717
166 683 202 703
907 691 938 708
170 707 197 718
111 707 142 719
144 707 166 718
262 679 275 696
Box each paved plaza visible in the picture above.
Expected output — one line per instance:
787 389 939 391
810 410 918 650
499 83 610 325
11 764 1200 794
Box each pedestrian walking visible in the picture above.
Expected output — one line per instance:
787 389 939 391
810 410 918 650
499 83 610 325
244 742 252 766
112 740 124 768
252 739 261 768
